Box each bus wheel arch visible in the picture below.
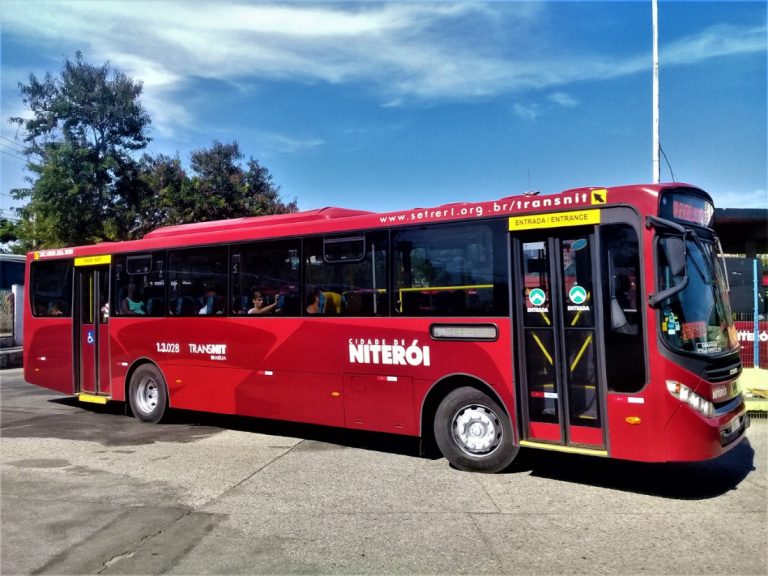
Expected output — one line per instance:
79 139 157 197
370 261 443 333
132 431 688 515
423 375 518 473
125 359 169 424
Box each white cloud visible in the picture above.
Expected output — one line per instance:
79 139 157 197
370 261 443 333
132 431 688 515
2 2 765 138
548 92 579 108
513 102 541 121
256 132 325 155
663 23 767 66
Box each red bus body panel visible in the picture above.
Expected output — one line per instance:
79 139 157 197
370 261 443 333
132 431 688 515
22 184 747 463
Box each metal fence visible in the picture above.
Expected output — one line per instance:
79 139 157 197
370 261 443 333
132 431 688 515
734 314 767 369
0 289 13 338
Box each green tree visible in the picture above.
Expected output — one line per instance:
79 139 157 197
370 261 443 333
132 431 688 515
184 140 297 223
10 52 150 247
130 140 296 233
131 153 189 237
0 217 20 247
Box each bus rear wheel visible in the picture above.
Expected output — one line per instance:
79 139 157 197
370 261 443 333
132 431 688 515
129 364 168 423
434 387 518 473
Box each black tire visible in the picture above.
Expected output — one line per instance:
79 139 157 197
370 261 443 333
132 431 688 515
128 364 168 423
434 386 518 473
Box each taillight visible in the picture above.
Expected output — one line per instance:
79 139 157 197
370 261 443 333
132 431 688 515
666 380 714 418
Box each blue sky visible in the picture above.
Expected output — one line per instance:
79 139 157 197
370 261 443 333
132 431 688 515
1 1 766 219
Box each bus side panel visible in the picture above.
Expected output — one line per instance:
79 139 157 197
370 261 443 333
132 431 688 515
230 318 308 422
160 318 232 414
300 318 515 437
24 318 74 395
109 318 168 402
606 392 663 462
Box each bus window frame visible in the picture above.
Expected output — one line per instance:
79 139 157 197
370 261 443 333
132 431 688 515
597 207 650 395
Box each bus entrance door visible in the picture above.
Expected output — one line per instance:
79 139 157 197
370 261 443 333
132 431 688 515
512 230 606 451
74 262 111 398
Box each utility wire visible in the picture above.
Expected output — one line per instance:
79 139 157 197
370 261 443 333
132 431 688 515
0 138 43 161
0 135 27 152
0 148 29 163
660 145 676 182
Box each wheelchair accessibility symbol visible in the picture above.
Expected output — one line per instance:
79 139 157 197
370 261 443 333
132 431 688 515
87 330 95 345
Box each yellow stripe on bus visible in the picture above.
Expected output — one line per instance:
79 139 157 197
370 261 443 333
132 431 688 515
519 440 607 457
509 209 601 231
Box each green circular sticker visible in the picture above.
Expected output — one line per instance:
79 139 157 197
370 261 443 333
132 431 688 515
569 285 587 305
528 288 546 307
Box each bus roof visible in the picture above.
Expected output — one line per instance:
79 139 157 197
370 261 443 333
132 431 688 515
144 207 374 239
28 183 706 260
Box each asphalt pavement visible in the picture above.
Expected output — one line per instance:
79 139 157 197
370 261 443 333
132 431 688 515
1 367 766 575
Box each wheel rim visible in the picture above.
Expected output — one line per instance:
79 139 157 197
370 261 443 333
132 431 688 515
135 376 159 414
452 404 502 456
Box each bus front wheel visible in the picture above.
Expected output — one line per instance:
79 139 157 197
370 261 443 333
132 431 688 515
434 387 518 473
128 364 168 424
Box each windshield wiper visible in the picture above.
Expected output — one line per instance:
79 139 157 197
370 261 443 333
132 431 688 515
687 229 730 317
687 229 725 289
685 232 709 284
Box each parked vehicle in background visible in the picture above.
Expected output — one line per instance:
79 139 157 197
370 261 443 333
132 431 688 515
1 254 25 339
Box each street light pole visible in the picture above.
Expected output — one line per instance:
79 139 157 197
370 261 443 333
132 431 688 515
652 0 661 184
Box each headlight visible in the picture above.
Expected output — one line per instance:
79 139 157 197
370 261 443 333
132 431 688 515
666 380 714 418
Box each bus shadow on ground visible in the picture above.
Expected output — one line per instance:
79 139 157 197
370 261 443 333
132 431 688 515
47 398 756 498
49 397 423 456
169 408 424 458
509 439 756 500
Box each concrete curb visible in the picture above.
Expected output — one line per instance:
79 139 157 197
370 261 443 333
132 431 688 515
0 346 22 369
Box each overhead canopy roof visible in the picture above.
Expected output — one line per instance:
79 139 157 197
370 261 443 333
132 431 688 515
714 208 768 255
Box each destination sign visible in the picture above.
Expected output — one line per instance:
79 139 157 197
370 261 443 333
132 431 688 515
659 190 714 227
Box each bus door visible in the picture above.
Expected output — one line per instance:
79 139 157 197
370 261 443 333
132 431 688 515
512 229 606 450
73 259 111 397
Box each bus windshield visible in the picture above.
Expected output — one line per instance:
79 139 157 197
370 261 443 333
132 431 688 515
658 232 738 356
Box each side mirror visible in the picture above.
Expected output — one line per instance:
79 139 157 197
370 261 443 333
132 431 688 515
665 237 686 278
649 236 688 308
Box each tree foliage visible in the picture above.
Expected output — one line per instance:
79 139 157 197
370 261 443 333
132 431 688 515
185 140 296 222
10 52 151 247
129 142 297 238
0 218 20 247
7 53 297 249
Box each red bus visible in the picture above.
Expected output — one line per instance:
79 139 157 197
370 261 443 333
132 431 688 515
23 183 748 472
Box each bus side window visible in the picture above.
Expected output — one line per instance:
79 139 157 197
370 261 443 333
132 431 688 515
304 232 388 317
231 240 301 316
601 224 645 392
112 253 165 317
30 260 73 317
168 247 228 317
393 222 507 317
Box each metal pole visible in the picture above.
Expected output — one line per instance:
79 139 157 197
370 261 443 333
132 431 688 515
754 258 759 368
652 0 661 183
12 284 24 347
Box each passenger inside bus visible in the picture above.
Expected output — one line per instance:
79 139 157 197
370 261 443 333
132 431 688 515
120 282 146 315
248 291 278 315
199 289 224 315
306 288 323 314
